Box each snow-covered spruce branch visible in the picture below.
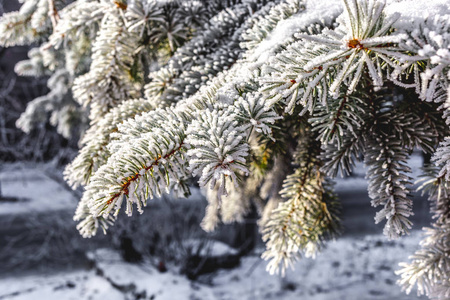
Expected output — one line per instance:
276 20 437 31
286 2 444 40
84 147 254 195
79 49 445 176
143 4 247 104
201 175 256 232
77 109 189 237
397 223 450 298
14 47 48 77
77 85 280 236
235 92 282 137
434 137 450 181
365 127 414 240
124 0 165 40
262 129 340 275
396 166 450 299
74 0 450 286
396 14 450 104
64 99 154 189
389 106 438 154
319 93 441 179
320 126 366 178
318 86 439 238
260 0 406 115
360 88 441 239
13 39 89 138
145 0 273 106
72 6 142 121
74 199 114 239
48 0 105 48
241 0 304 51
3 0 450 296
3 0 232 140
417 166 450 226
15 69 83 139
0 0 48 47
185 106 250 199
309 90 367 149
142 0 262 106
185 105 253 232
0 0 103 140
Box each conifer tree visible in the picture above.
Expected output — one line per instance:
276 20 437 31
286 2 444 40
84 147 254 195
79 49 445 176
1 0 449 298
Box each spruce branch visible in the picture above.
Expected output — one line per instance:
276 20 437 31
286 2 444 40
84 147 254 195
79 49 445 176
297 0 405 94
201 176 252 232
396 166 450 299
0 7 36 47
144 67 177 101
47 0 60 29
185 106 250 199
74 200 114 238
72 6 142 121
150 1 260 106
262 129 340 275
64 99 154 189
434 138 450 182
365 127 414 239
48 1 105 48
376 107 435 155
125 0 164 39
310 92 366 149
14 47 49 77
397 14 450 104
241 0 304 51
320 129 365 177
77 108 190 237
3 1 450 295
234 92 282 138
15 69 81 139
261 0 406 116
315 77 375 177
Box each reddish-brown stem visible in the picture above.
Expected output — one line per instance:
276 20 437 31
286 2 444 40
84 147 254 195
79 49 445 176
48 0 60 29
106 144 184 205
329 96 348 137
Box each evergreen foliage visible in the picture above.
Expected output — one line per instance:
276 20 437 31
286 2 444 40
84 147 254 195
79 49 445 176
1 0 449 298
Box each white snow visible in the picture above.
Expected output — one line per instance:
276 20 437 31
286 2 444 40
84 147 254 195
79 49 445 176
0 163 77 215
182 239 238 256
0 231 426 299
87 248 216 300
248 0 450 67
212 232 426 300
0 156 430 299
248 0 342 65
0 271 124 300
385 0 450 28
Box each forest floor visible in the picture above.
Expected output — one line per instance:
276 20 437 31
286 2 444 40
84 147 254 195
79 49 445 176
0 234 427 300
0 158 430 300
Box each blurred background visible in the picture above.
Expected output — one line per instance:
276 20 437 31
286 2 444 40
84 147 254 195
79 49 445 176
0 1 432 299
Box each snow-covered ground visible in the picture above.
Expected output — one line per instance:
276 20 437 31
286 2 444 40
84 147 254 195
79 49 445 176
0 233 426 300
0 160 430 299
0 163 77 215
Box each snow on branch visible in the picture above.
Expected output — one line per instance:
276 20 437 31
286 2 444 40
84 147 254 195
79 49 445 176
365 130 414 239
185 106 250 199
262 130 340 275
2 0 450 294
78 108 189 236
64 99 154 189
396 166 450 298
72 7 142 121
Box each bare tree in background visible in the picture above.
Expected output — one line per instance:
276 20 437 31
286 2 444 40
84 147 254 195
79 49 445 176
0 0 76 163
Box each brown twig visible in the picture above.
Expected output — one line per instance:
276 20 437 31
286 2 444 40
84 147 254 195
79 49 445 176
106 144 185 206
48 0 60 29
